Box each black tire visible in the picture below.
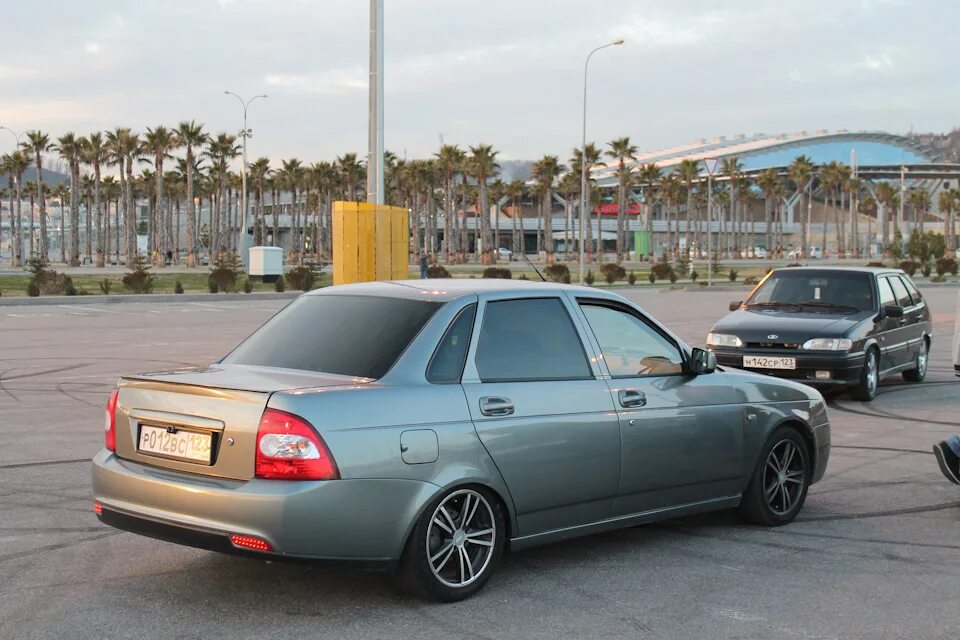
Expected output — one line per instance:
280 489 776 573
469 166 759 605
850 347 879 401
396 485 506 602
902 339 929 383
738 426 811 526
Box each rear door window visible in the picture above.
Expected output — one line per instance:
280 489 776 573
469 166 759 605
888 276 913 308
900 276 922 305
475 298 591 382
877 277 896 307
223 295 440 379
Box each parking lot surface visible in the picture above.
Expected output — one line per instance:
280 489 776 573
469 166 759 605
1 290 958 639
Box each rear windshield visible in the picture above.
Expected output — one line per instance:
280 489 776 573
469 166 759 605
223 295 440 379
747 271 875 312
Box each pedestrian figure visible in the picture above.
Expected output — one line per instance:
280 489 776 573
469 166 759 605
419 250 429 279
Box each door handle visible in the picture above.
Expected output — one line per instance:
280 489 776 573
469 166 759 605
479 396 514 417
618 389 647 408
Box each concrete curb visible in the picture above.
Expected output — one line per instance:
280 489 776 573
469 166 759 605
0 292 303 306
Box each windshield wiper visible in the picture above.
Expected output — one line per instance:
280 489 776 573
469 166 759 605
746 301 801 310
797 300 859 313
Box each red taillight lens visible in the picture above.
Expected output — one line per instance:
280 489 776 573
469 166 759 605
93 501 103 515
255 408 339 481
105 389 119 452
229 534 273 552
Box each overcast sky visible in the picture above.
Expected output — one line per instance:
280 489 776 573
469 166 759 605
1 0 957 166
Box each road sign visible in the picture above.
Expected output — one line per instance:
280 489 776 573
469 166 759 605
703 158 719 176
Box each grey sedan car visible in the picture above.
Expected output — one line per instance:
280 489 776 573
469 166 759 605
92 280 830 601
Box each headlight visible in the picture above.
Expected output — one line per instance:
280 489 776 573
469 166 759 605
706 333 743 348
802 338 853 351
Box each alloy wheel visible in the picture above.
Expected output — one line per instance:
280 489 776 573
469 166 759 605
917 344 928 377
426 489 496 588
763 439 805 516
865 351 878 395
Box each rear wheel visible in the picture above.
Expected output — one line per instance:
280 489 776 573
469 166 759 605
851 347 879 401
902 339 929 382
396 486 506 602
738 426 811 526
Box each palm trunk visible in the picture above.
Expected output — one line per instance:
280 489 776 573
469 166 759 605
69 161 80 266
185 148 196 266
125 157 136 264
544 188 554 264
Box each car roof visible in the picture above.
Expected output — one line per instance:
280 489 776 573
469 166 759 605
771 266 905 277
307 278 604 302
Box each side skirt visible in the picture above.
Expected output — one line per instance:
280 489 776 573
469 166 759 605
508 495 741 551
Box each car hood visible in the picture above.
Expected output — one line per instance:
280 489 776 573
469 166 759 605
712 308 874 341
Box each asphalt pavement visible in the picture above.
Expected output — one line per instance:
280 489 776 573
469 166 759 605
1 289 958 640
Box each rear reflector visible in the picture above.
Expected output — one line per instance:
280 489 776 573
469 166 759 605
230 534 273 552
93 502 103 515
105 389 119 452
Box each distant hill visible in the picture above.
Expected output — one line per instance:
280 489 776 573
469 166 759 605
909 129 960 163
499 160 533 182
0 166 69 187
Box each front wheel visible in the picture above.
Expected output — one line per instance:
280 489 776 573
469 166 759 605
738 426 811 526
850 348 879 401
396 486 506 602
902 340 929 382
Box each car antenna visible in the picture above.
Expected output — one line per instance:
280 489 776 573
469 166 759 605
512 239 546 282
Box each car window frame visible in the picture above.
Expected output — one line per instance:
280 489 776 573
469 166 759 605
898 275 923 306
469 296 596 384
425 303 477 385
887 275 913 308
876 275 896 308
576 298 689 379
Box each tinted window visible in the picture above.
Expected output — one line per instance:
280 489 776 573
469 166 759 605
427 304 476 384
877 277 895 306
748 270 875 311
475 298 591 382
888 276 912 308
223 295 439 379
900 276 922 304
581 304 683 377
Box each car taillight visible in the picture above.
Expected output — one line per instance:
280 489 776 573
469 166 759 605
255 408 339 481
229 534 273 552
105 389 119 452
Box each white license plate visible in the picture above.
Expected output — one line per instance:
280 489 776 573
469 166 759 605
743 355 796 370
137 424 212 464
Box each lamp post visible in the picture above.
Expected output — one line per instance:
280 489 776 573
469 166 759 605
579 38 624 285
224 91 267 267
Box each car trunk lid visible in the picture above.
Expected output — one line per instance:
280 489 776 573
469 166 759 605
113 364 369 480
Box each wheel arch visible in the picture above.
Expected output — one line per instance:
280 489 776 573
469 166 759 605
768 417 817 477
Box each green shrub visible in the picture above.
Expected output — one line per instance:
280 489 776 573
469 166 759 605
123 253 154 294
26 255 73 295
669 270 678 284
600 263 626 285
274 277 286 292
743 275 759 285
518 274 529 281
65 280 77 296
544 263 570 283
27 282 40 297
426 264 450 278
648 271 656 284
243 279 254 293
208 277 218 293
482 267 512 279
921 262 932 278
561 271 571 284
98 278 112 294
627 271 637 285
209 253 244 292
728 269 738 282
584 270 594 286
898 260 917 277
935 257 957 276
651 260 673 280
174 280 184 294
691 270 699 282
285 266 316 291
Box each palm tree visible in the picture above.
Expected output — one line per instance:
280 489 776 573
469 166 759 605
676 159 701 258
336 153 364 202
203 133 240 257
279 158 305 261
176 121 208 266
756 168 781 258
908 188 931 236
248 157 271 248
435 144 466 264
51 182 69 262
468 144 499 264
101 175 119 262
570 143 602 261
22 131 52 262
531 155 562 264
505 179 525 257
788 155 814 259
2 150 27 266
659 174 682 257
637 163 662 260
938 189 957 252
143 126 179 263
875 182 898 252
847 176 862 257
818 162 839 254
721 158 742 257
83 133 107 266
606 137 638 262
56 131 89 267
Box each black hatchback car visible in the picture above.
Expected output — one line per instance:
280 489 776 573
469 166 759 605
707 267 931 401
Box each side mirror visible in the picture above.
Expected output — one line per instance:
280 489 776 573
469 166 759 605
883 305 904 319
729 300 742 311
689 348 718 375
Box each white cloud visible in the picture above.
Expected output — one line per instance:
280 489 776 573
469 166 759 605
265 68 366 94
84 41 101 54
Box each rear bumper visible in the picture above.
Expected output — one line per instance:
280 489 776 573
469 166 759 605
92 450 438 564
713 349 865 386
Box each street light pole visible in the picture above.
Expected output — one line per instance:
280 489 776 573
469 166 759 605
579 38 624 285
224 91 267 267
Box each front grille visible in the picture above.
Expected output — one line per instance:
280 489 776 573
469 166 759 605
744 342 800 350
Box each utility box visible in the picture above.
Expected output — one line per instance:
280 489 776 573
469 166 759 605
249 246 284 282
